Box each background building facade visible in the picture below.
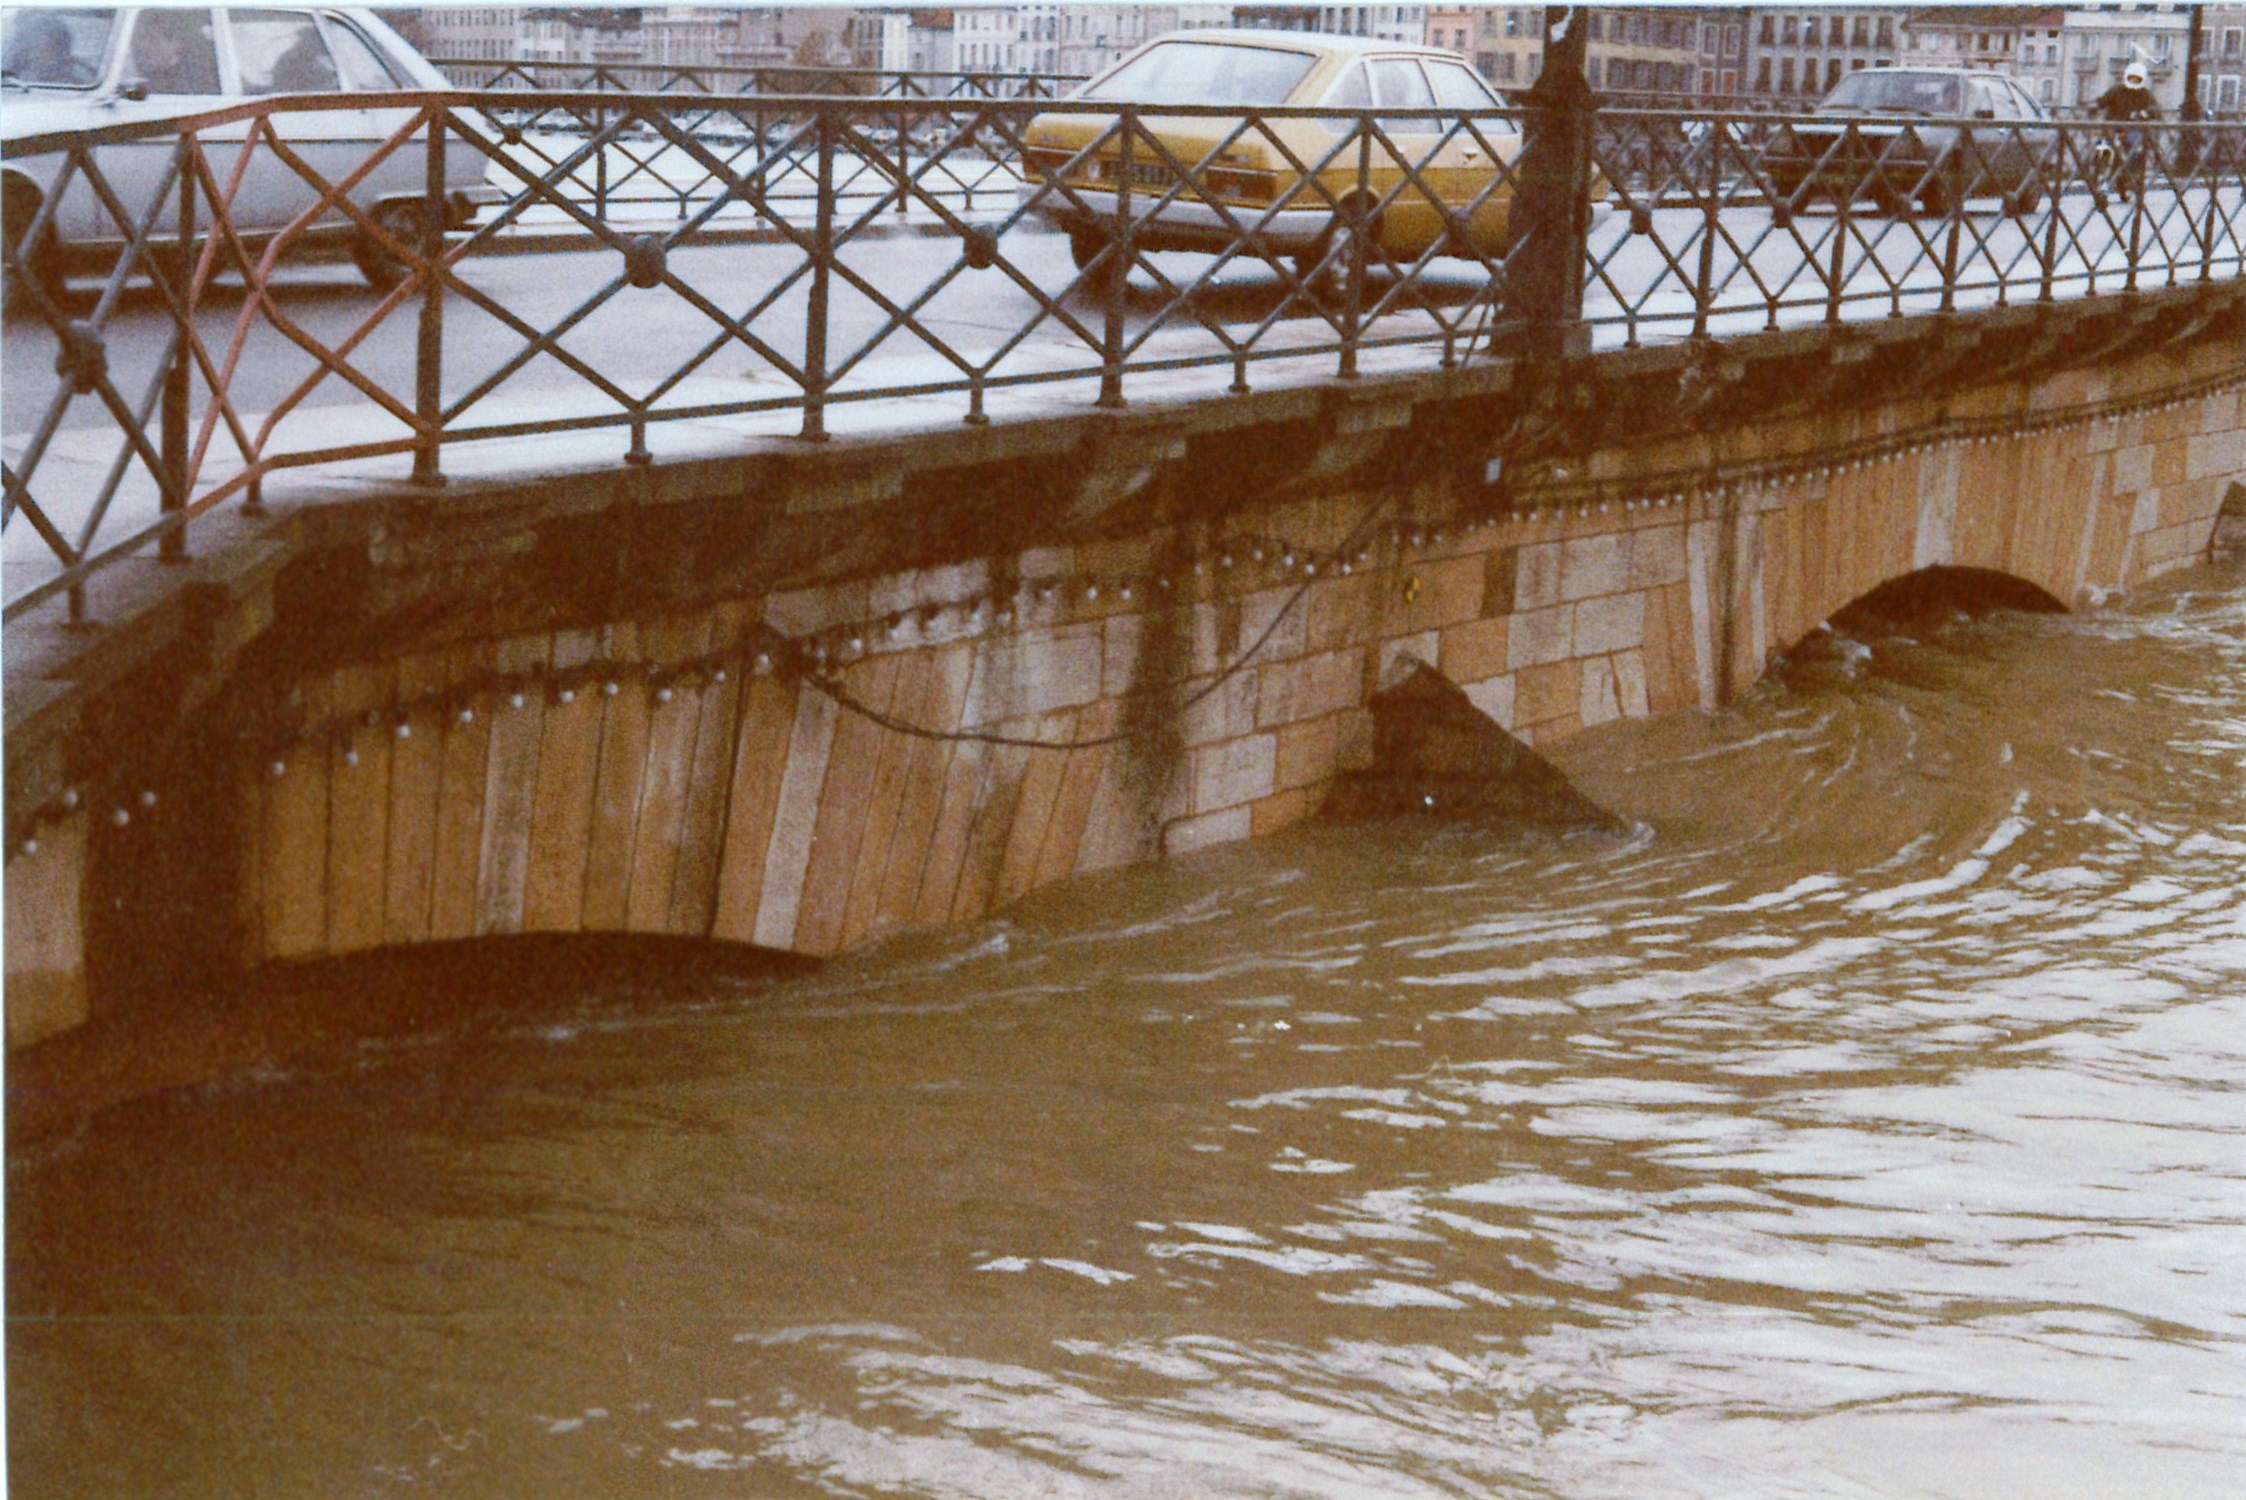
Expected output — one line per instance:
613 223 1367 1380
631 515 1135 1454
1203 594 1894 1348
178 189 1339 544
390 5 2240 115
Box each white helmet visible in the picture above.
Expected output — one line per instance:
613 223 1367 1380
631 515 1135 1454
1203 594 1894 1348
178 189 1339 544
2124 61 2148 87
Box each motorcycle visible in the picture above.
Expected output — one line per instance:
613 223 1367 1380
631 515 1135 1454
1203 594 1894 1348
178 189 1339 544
2088 126 2149 206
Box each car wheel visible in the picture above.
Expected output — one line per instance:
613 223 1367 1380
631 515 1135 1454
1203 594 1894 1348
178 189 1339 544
1918 158 1966 218
1067 227 1125 295
352 200 428 293
1298 196 1380 304
3 179 69 316
1860 171 1908 219
142 242 201 303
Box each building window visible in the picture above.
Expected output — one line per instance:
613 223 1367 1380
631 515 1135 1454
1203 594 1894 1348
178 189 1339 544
1780 56 1794 93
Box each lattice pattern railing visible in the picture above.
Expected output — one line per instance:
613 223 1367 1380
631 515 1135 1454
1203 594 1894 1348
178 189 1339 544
5 91 2242 624
1588 109 2246 343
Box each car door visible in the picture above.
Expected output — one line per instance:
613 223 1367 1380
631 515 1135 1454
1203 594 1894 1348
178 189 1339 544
91 8 230 246
1364 56 1445 258
1962 76 2015 194
219 7 377 237
2001 79 2053 193
314 12 425 214
1422 57 1513 254
4 7 127 244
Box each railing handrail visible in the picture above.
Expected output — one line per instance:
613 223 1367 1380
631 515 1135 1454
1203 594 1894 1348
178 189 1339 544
3 89 1562 159
12 88 2240 160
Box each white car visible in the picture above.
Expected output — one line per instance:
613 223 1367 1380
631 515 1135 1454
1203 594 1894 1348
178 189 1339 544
2 6 493 295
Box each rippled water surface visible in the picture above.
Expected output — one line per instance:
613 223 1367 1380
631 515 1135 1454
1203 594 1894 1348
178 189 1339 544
10 563 2246 1498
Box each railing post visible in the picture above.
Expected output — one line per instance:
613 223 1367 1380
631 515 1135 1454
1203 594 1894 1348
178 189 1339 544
2124 160 2144 294
595 107 610 224
2201 157 2217 284
1097 106 1134 409
1506 7 1595 361
2039 154 2060 302
1937 131 1964 315
1826 166 1850 325
803 103 834 441
893 103 912 218
159 149 195 563
1337 123 1372 380
1692 117 1722 339
412 107 447 487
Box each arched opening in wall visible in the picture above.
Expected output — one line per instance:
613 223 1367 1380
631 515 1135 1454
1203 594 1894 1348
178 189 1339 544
1766 565 2067 693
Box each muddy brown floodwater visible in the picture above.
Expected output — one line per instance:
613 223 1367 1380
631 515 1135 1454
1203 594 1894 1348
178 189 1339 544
9 559 2244 1499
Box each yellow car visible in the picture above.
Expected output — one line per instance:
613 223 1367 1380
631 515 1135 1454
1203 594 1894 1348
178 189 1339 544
1018 30 1542 290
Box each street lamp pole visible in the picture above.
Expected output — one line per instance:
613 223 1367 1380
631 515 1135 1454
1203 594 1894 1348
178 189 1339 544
2182 2 2205 122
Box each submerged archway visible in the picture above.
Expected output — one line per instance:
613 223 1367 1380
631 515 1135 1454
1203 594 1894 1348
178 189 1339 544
1824 566 2069 638
1767 565 2069 690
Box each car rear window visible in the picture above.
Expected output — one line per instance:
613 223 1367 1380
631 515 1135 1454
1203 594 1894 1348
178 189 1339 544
2 7 116 89
1079 41 1317 107
321 14 405 90
1426 59 1500 111
1823 71 1961 114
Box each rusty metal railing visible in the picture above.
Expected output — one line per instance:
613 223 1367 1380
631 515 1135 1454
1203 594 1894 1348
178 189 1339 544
5 87 2242 627
1588 109 2246 343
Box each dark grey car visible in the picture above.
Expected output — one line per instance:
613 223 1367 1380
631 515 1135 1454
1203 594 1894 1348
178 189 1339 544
1766 67 2055 217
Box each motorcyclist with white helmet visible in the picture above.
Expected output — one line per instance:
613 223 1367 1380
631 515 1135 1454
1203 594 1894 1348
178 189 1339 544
2094 61 2161 124
2092 62 2161 201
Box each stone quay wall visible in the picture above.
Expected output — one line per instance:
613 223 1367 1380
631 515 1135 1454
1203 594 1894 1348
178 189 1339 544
7 307 2244 1050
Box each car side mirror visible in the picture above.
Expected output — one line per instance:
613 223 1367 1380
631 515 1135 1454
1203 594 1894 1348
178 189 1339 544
118 78 149 101
1973 107 1995 120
